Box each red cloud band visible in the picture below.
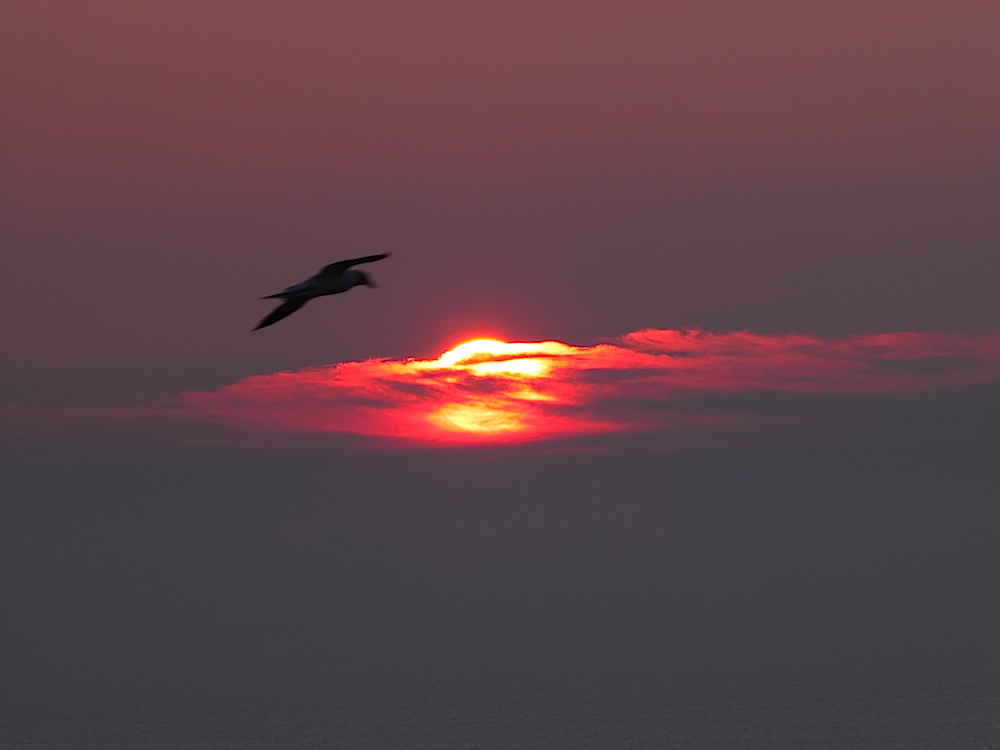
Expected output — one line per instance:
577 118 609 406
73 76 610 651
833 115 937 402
180 330 1000 446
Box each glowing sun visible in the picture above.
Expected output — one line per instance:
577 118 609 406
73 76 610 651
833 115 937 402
419 338 575 437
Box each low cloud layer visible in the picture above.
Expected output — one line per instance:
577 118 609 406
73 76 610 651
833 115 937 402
176 330 1000 447
6 330 999 450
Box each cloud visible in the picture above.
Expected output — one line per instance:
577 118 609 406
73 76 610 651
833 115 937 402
174 330 1000 447
6 330 999 450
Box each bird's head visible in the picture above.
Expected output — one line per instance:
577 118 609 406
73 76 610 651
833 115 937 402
357 271 377 288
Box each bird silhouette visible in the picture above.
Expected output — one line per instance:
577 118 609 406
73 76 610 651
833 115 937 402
254 253 390 330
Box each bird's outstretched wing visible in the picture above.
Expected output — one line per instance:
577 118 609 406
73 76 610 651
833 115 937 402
317 253 390 277
253 299 309 330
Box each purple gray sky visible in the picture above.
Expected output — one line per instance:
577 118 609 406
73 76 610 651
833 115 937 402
2 1 999 705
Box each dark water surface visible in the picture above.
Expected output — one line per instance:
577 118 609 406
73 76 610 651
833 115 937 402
4 677 999 749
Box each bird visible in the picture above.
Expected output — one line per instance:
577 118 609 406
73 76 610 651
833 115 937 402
253 253 390 330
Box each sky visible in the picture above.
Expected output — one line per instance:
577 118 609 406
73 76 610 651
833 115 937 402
2 0 1000 705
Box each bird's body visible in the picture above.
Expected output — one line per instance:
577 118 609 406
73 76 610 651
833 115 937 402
254 253 389 330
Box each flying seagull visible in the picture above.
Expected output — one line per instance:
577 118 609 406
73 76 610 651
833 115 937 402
253 253 390 330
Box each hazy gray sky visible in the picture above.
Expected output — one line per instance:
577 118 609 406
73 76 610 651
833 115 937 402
2 0 999 703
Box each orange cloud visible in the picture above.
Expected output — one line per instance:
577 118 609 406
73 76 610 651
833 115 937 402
179 330 1000 447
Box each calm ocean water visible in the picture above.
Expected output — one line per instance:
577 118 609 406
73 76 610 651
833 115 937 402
3 677 999 749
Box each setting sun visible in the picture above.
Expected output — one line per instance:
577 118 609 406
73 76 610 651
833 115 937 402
418 338 577 437
429 402 524 433
420 338 573 379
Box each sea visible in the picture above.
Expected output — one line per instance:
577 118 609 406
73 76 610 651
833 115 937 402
3 674 999 749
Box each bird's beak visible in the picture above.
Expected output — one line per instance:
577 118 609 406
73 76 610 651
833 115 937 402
367 280 378 288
